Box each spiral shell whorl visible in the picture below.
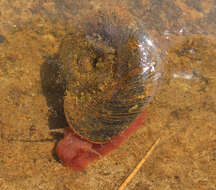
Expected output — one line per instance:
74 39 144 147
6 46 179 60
59 13 163 143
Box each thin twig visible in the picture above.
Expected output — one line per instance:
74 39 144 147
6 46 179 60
118 137 161 190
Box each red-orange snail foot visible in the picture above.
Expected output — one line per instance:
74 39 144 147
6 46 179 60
56 112 146 170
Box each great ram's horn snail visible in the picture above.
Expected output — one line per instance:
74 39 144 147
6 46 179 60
56 13 163 170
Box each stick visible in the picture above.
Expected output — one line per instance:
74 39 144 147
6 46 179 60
118 138 160 190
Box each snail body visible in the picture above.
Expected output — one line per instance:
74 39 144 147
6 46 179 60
56 14 163 169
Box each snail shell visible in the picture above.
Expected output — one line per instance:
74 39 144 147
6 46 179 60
58 14 163 143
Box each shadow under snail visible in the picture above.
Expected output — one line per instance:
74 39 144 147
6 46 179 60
56 15 163 170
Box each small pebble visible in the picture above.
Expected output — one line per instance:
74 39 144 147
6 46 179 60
0 34 6 43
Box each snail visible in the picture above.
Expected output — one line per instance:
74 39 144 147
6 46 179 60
56 13 163 170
